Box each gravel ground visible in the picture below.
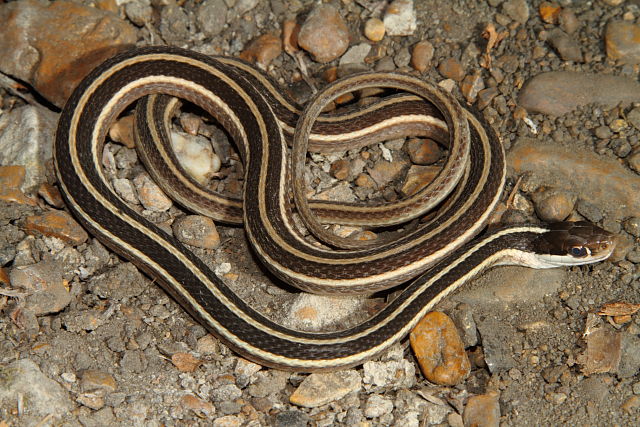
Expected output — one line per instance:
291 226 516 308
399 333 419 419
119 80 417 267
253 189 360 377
2 0 640 426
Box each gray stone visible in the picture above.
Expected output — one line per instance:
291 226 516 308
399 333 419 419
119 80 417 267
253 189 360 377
476 317 518 372
0 359 73 418
519 72 640 116
274 410 310 427
0 105 57 191
197 0 228 38
339 43 372 66
502 0 529 24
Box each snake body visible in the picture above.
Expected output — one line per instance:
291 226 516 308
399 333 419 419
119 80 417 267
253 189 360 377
54 46 615 370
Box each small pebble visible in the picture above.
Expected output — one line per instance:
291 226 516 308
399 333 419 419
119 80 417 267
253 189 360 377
594 125 613 139
629 151 640 174
559 8 580 34
80 370 117 393
410 41 434 72
605 21 640 64
547 28 583 62
367 160 405 188
539 2 561 24
297 4 349 63
461 71 485 103
477 87 499 110
172 215 220 249
364 18 385 42
0 165 37 206
180 394 216 417
289 371 361 408
502 0 530 24
532 188 575 222
171 352 202 373
37 183 65 209
437 57 465 81
109 115 135 148
133 173 173 212
628 108 640 130
24 210 88 246
405 138 441 165
329 159 350 180
171 131 221 185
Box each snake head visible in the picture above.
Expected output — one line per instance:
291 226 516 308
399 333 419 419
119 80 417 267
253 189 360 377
532 221 616 267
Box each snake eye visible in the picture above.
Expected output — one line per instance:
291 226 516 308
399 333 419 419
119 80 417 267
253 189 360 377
569 246 588 258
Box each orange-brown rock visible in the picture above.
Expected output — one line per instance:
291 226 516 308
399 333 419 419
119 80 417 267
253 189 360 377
0 0 136 107
24 210 88 245
463 392 500 427
0 166 37 206
239 34 283 69
410 311 470 385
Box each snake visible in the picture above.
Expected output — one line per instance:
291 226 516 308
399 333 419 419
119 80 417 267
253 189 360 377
54 46 615 370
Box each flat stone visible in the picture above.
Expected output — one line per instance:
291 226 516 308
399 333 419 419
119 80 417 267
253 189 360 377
518 71 640 116
339 43 372 66
0 106 58 191
289 371 361 408
9 261 72 315
24 210 88 246
0 166 37 206
453 265 566 306
79 370 117 393
578 327 621 375
508 138 640 219
476 316 518 372
0 359 73 418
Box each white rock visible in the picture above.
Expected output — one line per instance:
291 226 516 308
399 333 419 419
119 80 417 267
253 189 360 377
170 130 221 184
383 0 417 36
